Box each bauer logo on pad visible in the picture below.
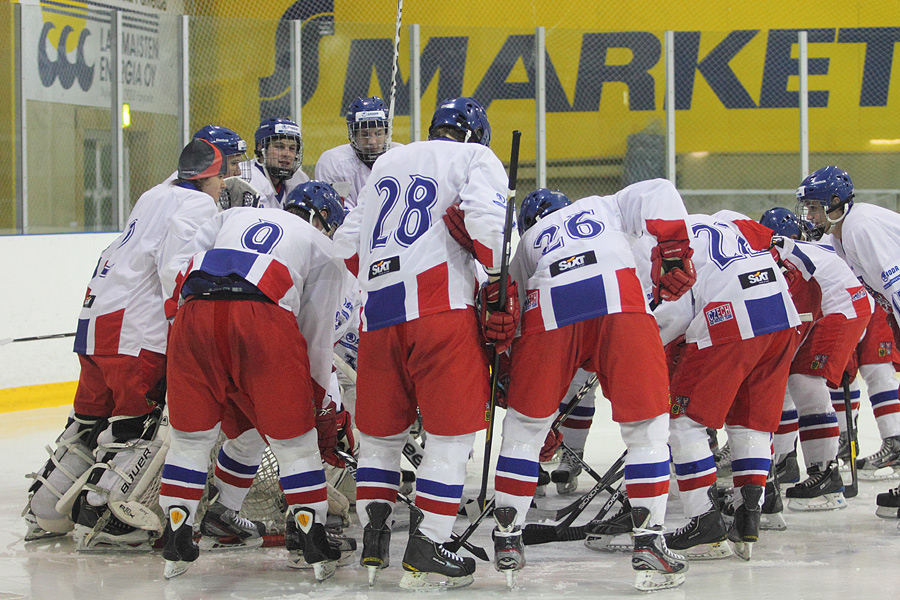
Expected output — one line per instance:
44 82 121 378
369 256 400 280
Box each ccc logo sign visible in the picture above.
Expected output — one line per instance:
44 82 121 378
38 22 95 91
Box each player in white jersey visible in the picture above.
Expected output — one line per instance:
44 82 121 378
315 96 402 208
795 166 900 520
497 185 694 591
25 139 227 550
158 204 346 581
758 208 872 511
243 117 309 209
644 212 801 561
332 97 514 590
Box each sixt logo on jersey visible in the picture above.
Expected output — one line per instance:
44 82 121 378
738 267 776 289
550 251 597 277
369 256 400 279
706 304 734 326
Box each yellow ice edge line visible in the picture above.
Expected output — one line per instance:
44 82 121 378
0 382 76 413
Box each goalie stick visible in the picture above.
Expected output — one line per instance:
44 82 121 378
841 372 859 498
334 449 489 561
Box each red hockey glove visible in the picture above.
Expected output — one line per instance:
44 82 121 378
335 407 356 457
442 203 475 255
650 239 696 303
315 404 344 468
539 429 564 462
478 276 520 353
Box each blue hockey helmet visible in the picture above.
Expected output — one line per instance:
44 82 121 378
795 166 854 240
254 117 303 181
428 97 491 147
346 96 389 168
518 188 571 235
760 207 807 240
193 125 248 178
284 180 345 237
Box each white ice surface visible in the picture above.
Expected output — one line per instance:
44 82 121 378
2 391 900 600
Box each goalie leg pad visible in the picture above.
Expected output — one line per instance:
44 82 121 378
29 413 106 534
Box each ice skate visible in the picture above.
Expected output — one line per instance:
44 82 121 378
199 490 266 551
875 484 900 519
857 435 900 481
665 486 732 560
72 496 151 552
714 441 732 478
360 502 393 586
534 467 550 498
761 479 787 531
288 523 357 570
775 449 800 484
162 506 199 580
492 507 524 589
785 461 847 511
631 506 687 591
551 447 583 494
399 507 475 590
285 507 341 582
727 484 763 561
584 498 633 552
836 431 851 472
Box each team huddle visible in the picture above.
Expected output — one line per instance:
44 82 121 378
21 95 900 592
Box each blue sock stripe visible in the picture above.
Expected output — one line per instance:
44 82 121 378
280 469 326 490
356 467 401 486
162 463 208 485
673 454 716 477
625 460 670 479
217 449 260 475
732 456 771 473
497 455 539 478
416 478 464 499
781 409 798 420
871 390 900 406
798 412 838 427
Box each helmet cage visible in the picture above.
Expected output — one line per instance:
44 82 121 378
347 98 389 168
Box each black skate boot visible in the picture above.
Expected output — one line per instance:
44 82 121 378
72 493 151 552
162 506 200 579
857 435 900 480
775 448 800 484
665 485 731 560
360 502 393 586
400 506 475 590
535 467 551 498
875 484 900 519
631 506 688 591
492 507 524 589
785 461 846 511
199 487 266 551
551 447 583 494
285 507 342 582
585 497 633 552
727 484 763 561
761 477 787 531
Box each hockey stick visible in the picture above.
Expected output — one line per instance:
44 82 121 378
1 332 76 345
386 0 403 144
523 479 626 545
523 452 625 545
841 372 859 498
334 449 489 561
477 129 521 511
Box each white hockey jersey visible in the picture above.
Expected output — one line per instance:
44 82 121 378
646 213 801 349
243 161 310 209
332 139 509 332
75 181 219 356
314 142 402 208
830 203 900 321
511 179 690 336
167 207 345 399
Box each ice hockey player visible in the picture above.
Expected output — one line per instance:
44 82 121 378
496 184 694 591
246 117 309 208
24 138 228 550
760 207 872 511
332 97 512 590
315 96 402 208
158 195 347 580
643 211 801 562
794 165 900 521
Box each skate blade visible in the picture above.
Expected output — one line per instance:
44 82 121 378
555 481 578 495
24 527 67 542
366 565 383 587
199 535 264 552
504 570 517 590
787 493 847 511
289 550 356 569
858 467 900 481
681 541 733 560
312 560 337 582
875 506 900 519
164 559 191 580
534 485 547 498
760 513 787 531
730 540 753 561
584 534 633 553
633 571 686 591
399 571 474 590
